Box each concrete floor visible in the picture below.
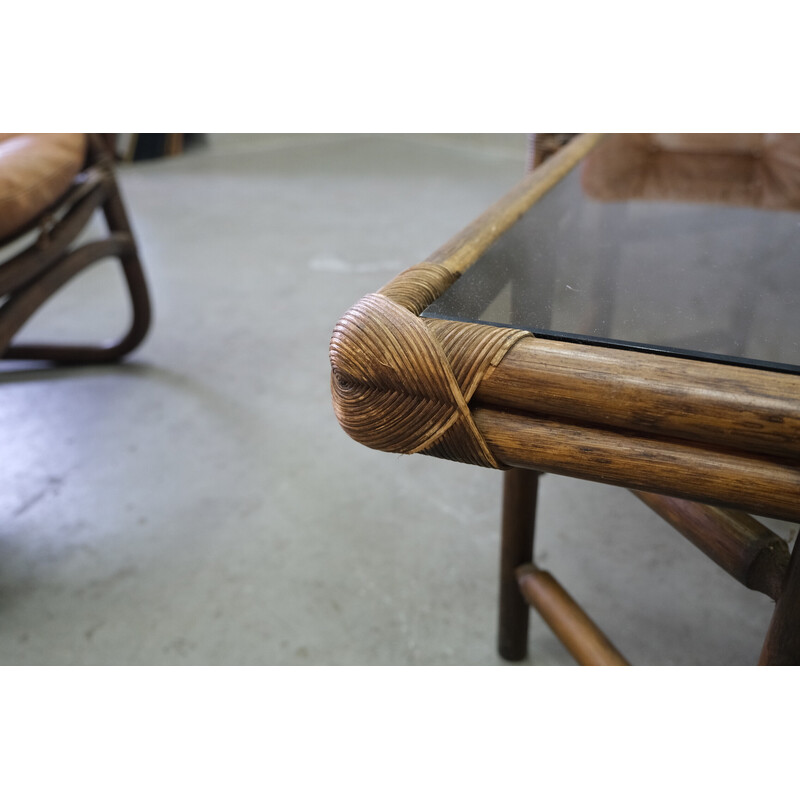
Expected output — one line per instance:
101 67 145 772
0 133 794 665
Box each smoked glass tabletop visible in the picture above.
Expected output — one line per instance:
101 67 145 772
423 158 800 375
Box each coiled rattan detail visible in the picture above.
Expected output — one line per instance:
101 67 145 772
378 261 458 315
330 291 531 469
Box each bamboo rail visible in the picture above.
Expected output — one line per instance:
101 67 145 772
473 406 800 522
474 337 800 462
378 133 605 312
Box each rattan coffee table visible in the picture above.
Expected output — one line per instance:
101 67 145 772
330 133 800 666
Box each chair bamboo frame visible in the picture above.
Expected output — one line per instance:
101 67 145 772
0 133 151 364
330 133 800 665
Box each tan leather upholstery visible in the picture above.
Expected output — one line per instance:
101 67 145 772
582 133 800 210
0 133 88 241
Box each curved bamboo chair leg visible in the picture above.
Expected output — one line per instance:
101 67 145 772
1 174 151 365
0 234 150 364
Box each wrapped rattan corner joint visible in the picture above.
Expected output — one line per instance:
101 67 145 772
330 288 530 469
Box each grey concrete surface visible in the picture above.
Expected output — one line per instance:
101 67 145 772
0 133 794 665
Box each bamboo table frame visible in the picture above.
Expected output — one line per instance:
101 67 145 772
330 133 800 665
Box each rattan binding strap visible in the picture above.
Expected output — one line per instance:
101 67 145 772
330 275 531 469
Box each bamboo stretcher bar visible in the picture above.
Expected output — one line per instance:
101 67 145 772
516 565 629 666
473 406 800 522
632 491 790 599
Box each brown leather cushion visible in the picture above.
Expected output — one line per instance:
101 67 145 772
0 133 88 241
582 133 800 210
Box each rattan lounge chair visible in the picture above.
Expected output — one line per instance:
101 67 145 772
0 133 150 364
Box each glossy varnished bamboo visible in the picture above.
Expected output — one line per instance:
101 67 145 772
473 407 800 522
632 492 790 599
498 469 540 661
475 337 800 462
516 565 629 666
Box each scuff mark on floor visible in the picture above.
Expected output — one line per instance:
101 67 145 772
12 476 64 518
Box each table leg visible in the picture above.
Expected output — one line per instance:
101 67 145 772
498 469 540 661
759 531 800 665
